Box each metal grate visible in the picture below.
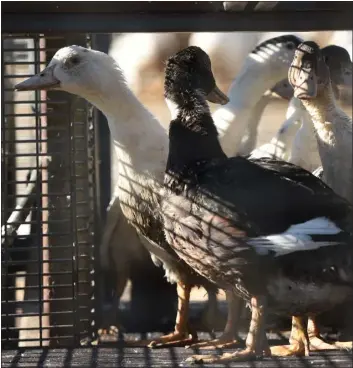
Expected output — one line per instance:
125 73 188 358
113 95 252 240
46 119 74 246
1 34 97 348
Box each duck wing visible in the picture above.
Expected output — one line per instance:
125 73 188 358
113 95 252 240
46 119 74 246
193 156 351 236
162 155 352 298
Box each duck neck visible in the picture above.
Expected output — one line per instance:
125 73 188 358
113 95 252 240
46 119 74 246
166 91 226 178
227 58 277 108
301 84 353 203
301 84 340 147
82 70 168 184
214 55 288 154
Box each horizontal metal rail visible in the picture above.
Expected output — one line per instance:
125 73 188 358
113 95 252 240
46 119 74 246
2 10 352 33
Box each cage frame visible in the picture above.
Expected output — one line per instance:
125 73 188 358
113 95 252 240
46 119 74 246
2 1 353 33
1 0 353 362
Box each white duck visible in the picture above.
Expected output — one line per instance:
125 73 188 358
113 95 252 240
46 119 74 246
328 31 352 104
287 41 353 352
223 32 339 158
15 45 222 348
188 31 332 92
288 107 321 172
248 79 301 160
275 45 352 173
252 44 352 171
258 31 334 50
289 41 353 204
252 87 320 167
236 78 295 158
212 34 303 157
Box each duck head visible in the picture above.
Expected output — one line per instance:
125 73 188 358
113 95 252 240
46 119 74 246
273 43 352 101
164 46 229 106
249 35 302 72
288 41 331 100
15 45 124 100
321 45 352 96
271 78 294 101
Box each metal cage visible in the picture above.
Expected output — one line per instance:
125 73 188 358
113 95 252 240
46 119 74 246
1 2 352 366
1 33 98 348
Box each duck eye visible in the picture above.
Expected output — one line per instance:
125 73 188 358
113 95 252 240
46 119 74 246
304 61 312 69
70 56 80 65
286 42 295 50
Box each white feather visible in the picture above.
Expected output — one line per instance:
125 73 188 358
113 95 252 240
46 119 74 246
213 34 303 157
285 217 342 235
165 98 179 121
249 217 342 257
249 95 303 161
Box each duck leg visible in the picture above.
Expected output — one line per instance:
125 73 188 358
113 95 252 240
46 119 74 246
198 286 227 332
186 290 242 350
186 295 270 364
270 316 310 357
149 282 196 347
125 282 197 348
98 272 128 343
308 316 353 351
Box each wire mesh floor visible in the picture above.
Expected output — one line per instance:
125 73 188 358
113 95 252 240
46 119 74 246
2 332 352 368
2 348 352 367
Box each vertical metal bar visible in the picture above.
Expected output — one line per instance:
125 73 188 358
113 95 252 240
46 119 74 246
33 34 44 347
90 34 112 331
68 98 74 344
90 34 111 223
88 101 98 341
82 34 98 341
1 33 10 346
39 35 50 347
69 98 79 346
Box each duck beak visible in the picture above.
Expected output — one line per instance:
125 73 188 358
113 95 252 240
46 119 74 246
15 65 60 91
289 62 318 100
206 85 229 105
292 67 317 99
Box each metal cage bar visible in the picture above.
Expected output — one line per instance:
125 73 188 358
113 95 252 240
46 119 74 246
2 2 353 33
1 33 97 348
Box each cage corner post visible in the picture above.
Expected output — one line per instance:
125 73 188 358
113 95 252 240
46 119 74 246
89 33 112 338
